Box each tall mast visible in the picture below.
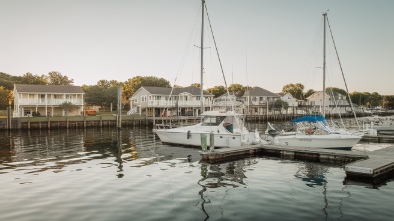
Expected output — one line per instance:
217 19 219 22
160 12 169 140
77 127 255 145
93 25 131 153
322 12 327 117
200 0 205 114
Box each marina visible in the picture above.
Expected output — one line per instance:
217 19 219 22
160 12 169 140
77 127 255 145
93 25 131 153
1 126 394 221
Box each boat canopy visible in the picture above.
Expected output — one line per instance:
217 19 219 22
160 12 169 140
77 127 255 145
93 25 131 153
292 115 328 126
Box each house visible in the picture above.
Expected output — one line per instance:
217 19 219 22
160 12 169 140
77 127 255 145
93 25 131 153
278 92 298 107
212 92 243 113
242 87 280 115
306 91 350 114
129 86 214 117
13 84 84 117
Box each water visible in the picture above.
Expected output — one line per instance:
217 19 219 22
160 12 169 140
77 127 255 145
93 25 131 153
1 126 394 221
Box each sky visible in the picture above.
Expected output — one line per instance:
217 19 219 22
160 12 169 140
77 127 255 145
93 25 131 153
1 0 393 95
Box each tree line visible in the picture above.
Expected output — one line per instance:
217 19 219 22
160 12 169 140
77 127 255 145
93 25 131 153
1 71 393 111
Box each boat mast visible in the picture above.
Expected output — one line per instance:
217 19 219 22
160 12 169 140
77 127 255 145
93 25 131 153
200 0 205 114
322 12 327 117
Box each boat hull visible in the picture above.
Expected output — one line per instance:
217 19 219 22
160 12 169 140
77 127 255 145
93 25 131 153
273 134 361 150
155 129 255 148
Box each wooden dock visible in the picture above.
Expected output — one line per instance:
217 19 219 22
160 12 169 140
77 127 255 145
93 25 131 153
200 144 368 163
345 146 394 180
200 144 394 181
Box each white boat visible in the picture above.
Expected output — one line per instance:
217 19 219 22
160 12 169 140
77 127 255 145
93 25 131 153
155 111 259 148
154 0 259 148
267 13 362 150
271 115 361 150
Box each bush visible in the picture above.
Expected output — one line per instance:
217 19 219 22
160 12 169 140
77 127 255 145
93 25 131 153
32 111 41 117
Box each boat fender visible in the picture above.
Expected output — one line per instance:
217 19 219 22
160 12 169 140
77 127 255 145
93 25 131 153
187 130 191 139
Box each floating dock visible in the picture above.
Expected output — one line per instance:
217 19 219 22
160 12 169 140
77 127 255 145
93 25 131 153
200 144 394 181
345 146 394 180
200 144 368 163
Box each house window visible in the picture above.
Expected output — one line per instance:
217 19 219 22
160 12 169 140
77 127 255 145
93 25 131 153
24 109 31 117
196 96 200 100
157 96 161 100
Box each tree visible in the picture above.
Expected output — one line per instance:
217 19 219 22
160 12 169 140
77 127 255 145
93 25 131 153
0 72 21 90
60 101 74 116
190 83 201 88
20 72 48 85
123 76 171 99
228 84 246 97
47 71 74 85
282 83 304 100
0 86 12 109
304 89 315 99
206 85 226 98
383 95 394 110
83 85 118 109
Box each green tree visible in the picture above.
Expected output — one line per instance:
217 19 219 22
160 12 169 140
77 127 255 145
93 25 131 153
304 89 315 99
0 72 22 90
20 72 48 85
60 101 74 116
282 83 304 100
83 85 118 109
206 85 226 98
228 84 246 97
190 83 201 88
47 71 74 85
0 86 12 109
123 76 171 99
383 95 394 109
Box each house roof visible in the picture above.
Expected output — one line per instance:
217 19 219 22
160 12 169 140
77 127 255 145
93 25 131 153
14 84 84 94
243 87 279 97
140 86 213 96
306 91 332 100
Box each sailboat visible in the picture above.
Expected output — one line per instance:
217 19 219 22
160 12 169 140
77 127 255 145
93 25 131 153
269 12 362 150
154 0 259 148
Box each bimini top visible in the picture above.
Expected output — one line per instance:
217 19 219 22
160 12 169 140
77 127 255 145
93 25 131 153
292 115 328 126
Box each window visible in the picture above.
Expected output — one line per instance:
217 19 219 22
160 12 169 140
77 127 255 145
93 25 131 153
24 109 31 117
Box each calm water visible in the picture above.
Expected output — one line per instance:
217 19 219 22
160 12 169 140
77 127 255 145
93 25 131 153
1 126 394 221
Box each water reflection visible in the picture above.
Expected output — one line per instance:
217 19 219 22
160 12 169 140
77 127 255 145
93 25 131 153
0 127 160 176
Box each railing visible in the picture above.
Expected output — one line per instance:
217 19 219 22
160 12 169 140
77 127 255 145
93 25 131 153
144 100 210 107
17 98 84 105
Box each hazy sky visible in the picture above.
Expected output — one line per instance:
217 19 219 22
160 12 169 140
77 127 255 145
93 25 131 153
1 0 393 95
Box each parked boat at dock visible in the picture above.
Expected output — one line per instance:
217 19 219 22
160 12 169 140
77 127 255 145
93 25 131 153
154 0 258 147
266 115 361 150
155 111 259 148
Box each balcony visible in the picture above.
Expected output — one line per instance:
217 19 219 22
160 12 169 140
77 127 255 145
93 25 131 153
17 98 84 106
139 100 210 108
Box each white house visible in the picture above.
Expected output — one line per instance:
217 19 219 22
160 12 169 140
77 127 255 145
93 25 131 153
242 87 280 115
129 86 214 117
279 93 298 107
13 84 84 117
212 92 243 113
306 91 350 114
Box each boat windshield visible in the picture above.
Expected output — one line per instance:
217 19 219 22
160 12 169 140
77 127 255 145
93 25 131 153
201 116 226 126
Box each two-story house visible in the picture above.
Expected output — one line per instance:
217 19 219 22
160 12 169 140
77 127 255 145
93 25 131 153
212 92 243 113
129 86 214 117
306 91 350 114
242 87 280 115
278 92 298 107
13 84 84 117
